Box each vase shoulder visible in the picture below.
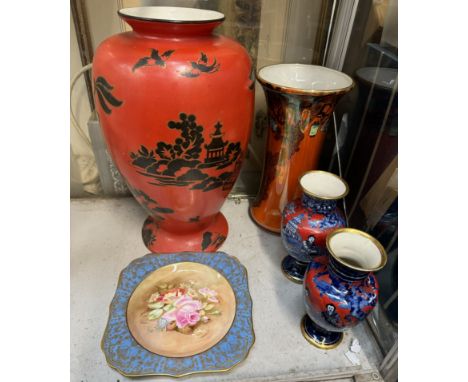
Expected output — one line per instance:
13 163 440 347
281 196 346 263
95 32 251 77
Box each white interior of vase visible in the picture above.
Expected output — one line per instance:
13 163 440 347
328 231 384 270
300 171 347 199
119 6 224 22
258 64 353 91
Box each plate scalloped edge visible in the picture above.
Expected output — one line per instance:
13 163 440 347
101 251 255 378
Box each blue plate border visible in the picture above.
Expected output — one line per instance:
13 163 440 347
101 252 255 378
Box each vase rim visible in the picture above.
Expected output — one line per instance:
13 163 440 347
326 228 387 272
256 64 355 96
299 170 349 200
118 6 225 24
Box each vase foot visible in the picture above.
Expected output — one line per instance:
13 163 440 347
281 256 308 284
142 213 228 253
248 205 281 234
300 315 343 350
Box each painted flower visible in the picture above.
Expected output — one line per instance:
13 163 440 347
198 287 219 303
201 315 210 323
187 287 198 298
157 318 168 330
156 288 186 303
161 291 178 303
162 295 203 328
148 292 160 303
175 309 201 329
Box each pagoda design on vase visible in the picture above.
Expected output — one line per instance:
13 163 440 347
130 113 243 192
205 122 227 164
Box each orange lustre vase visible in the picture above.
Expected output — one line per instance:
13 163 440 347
250 64 354 233
93 7 254 252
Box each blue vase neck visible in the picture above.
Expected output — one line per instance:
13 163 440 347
301 193 337 214
327 256 369 282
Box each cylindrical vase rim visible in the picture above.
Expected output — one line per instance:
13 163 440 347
118 6 225 24
256 64 355 96
299 170 349 200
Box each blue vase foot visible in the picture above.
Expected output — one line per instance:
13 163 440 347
301 315 343 350
281 256 307 284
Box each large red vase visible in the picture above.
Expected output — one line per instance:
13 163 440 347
92 7 254 252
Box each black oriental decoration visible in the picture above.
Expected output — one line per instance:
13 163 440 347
142 226 156 247
127 185 174 222
130 113 242 192
181 52 220 78
201 231 226 251
94 76 123 115
132 49 175 72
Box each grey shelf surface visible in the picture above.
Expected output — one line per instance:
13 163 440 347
71 197 383 382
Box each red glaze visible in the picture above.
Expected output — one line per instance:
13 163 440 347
93 13 254 252
281 195 346 263
304 255 379 332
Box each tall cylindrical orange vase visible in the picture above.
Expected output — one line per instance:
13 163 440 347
250 64 354 233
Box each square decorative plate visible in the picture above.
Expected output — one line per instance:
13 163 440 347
101 252 254 378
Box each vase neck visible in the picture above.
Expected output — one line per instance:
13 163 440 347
301 193 337 214
121 16 222 38
326 228 387 282
327 256 370 282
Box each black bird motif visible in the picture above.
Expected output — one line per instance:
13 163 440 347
94 76 123 115
132 49 175 72
181 52 220 78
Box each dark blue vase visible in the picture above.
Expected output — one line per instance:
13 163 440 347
302 228 387 349
280 171 348 283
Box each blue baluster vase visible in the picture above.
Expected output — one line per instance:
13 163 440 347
302 228 387 349
281 170 348 283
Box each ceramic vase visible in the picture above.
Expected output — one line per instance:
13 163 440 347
93 7 254 252
249 64 354 233
281 170 348 283
302 228 387 349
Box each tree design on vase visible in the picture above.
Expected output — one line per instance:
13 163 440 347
130 113 242 192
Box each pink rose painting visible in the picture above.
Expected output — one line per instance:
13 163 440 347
147 283 221 335
162 295 202 328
